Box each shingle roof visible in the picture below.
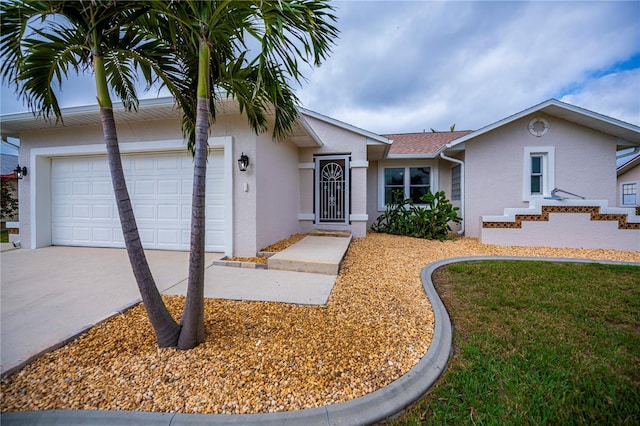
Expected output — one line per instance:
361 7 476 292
383 131 472 156
1 154 18 176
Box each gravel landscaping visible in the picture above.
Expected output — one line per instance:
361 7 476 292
1 233 638 415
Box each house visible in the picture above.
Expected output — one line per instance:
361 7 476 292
1 153 20 232
1 98 638 255
617 151 640 209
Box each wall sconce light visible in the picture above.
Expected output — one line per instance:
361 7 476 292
238 153 249 172
14 165 27 179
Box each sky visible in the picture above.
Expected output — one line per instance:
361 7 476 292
1 0 639 144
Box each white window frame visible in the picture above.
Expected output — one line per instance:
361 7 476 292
620 181 639 206
378 160 438 210
523 147 555 201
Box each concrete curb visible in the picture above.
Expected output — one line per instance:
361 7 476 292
4 256 636 425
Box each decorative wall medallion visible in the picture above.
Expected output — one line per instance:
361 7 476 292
528 117 550 137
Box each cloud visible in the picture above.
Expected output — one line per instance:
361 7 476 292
2 1 638 134
561 68 640 126
297 0 640 132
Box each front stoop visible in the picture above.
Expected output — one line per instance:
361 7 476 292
268 234 352 275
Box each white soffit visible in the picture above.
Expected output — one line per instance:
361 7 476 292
0 97 240 138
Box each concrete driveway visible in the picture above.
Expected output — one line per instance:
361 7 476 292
0 247 196 375
1 246 337 375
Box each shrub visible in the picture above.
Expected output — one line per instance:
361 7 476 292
371 190 462 240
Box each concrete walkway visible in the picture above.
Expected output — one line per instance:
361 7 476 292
268 235 352 274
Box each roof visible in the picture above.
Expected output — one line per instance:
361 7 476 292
384 131 472 158
617 151 640 176
0 97 330 148
445 99 640 151
297 107 391 145
1 154 18 178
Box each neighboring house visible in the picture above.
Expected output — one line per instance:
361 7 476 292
1 98 638 254
1 153 20 225
617 152 640 209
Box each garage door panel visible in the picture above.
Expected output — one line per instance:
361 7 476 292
158 204 180 220
92 228 112 242
72 227 91 242
134 180 156 195
92 205 112 219
134 204 156 220
52 151 225 251
92 181 111 195
158 179 180 195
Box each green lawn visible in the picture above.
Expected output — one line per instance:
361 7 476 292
390 261 640 425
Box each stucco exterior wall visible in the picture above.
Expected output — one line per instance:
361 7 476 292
481 200 640 251
464 113 617 238
254 131 300 255
297 115 370 237
366 160 379 229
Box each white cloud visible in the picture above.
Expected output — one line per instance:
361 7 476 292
297 0 640 133
2 1 639 134
561 69 640 126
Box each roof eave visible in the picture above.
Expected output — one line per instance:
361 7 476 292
445 99 640 150
296 106 391 145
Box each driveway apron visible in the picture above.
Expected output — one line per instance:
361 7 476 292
0 247 192 375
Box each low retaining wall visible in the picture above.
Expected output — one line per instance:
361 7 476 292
481 200 640 251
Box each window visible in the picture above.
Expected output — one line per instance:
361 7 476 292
621 182 638 206
382 166 432 205
384 168 404 204
523 147 555 201
451 164 461 201
530 155 543 195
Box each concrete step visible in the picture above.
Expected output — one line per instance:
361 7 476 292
267 235 352 275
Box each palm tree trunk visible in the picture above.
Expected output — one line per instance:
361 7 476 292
96 56 181 348
178 39 211 349
178 95 208 349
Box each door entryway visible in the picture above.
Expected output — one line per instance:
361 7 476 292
315 155 350 225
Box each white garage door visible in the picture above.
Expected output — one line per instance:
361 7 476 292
51 150 225 251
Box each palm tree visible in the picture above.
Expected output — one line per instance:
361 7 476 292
0 0 184 346
155 0 338 349
1 0 338 350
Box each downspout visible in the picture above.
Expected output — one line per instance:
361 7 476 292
439 151 465 235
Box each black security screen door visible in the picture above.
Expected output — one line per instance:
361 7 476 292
315 156 350 224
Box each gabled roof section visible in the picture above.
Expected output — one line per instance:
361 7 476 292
296 107 392 146
384 131 472 158
617 151 640 176
445 99 640 151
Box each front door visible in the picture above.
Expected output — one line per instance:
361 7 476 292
315 155 349 225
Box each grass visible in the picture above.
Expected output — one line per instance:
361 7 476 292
0 229 9 243
389 261 640 425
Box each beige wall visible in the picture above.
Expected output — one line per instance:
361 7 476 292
465 113 617 238
254 130 300 253
297 115 370 237
481 200 640 251
366 160 379 229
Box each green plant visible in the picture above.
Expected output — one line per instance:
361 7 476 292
371 190 461 240
1 178 19 221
